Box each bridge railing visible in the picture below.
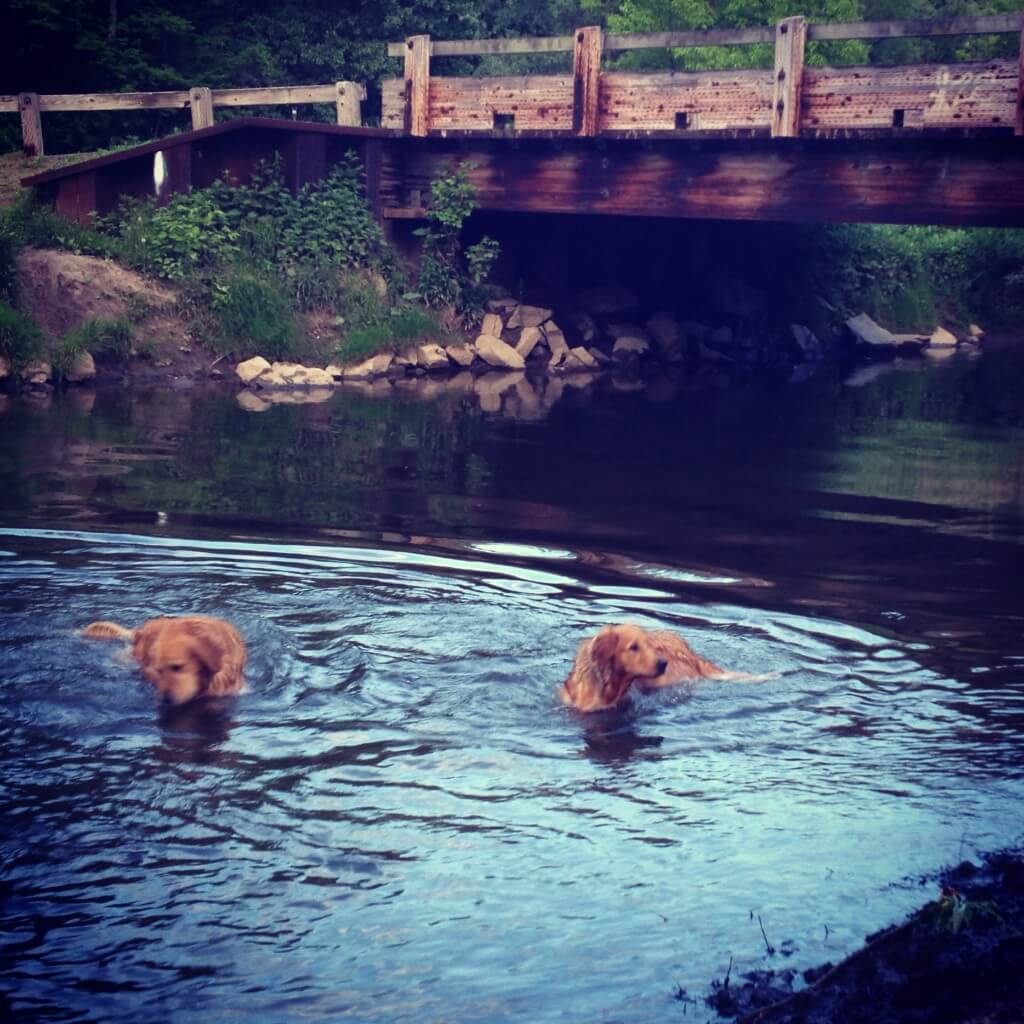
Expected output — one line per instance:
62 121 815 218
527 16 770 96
383 12 1024 138
1 82 367 158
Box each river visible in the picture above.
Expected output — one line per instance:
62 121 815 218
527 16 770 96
1 347 1022 1023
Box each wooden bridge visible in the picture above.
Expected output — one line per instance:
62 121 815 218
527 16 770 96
18 12 1024 228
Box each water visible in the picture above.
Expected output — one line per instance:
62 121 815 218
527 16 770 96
1 349 1023 1023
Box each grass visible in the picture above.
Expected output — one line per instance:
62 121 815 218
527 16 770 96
0 300 44 367
52 317 133 378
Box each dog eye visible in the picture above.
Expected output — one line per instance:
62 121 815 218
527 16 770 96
628 643 639 651
168 663 184 673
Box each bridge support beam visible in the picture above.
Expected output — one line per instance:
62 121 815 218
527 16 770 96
404 35 431 137
572 26 603 137
772 16 807 138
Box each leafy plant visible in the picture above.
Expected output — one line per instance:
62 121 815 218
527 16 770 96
414 163 501 315
52 317 133 378
210 267 300 359
0 301 43 367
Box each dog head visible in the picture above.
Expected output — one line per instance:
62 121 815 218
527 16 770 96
134 620 226 706
589 623 668 706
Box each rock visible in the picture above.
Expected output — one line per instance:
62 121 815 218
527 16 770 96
612 336 649 357
253 368 288 388
343 353 393 379
416 343 451 371
236 356 272 384
587 347 611 365
324 363 344 379
790 323 822 356
567 346 599 370
929 326 958 348
578 286 638 315
541 321 569 356
303 367 335 387
486 297 518 313
967 323 985 343
515 327 544 359
548 348 568 372
393 350 418 368
64 351 96 384
21 360 52 385
445 344 475 368
480 313 504 338
0 356 10 380
475 334 526 370
646 311 683 352
506 304 552 329
847 313 900 348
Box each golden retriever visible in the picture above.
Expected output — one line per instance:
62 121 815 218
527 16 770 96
83 616 247 705
559 622 770 712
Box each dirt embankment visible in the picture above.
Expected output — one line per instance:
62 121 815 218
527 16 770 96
704 850 1024 1024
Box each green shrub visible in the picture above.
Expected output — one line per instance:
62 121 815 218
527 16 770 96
334 294 440 364
0 301 44 367
53 317 133 377
0 232 16 302
211 268 299 359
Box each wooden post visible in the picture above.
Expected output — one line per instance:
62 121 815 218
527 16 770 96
336 81 366 126
404 35 430 136
771 16 807 138
19 93 44 157
1016 28 1024 136
572 26 603 136
189 86 214 130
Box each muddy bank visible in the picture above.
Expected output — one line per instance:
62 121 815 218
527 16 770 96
703 850 1024 1024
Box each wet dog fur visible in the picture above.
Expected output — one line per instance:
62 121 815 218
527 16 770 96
559 622 769 712
83 616 246 705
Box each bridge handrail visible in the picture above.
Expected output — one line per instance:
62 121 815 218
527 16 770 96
3 82 367 158
386 13 1024 57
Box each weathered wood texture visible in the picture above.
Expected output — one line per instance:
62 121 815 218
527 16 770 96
189 87 214 130
771 16 807 137
572 26 603 136
379 135 1024 228
384 13 1022 56
802 60 1017 130
404 34 431 136
599 70 772 131
383 76 574 131
383 59 1017 134
18 93 44 156
1017 29 1024 135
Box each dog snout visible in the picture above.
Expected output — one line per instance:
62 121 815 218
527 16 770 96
656 657 668 675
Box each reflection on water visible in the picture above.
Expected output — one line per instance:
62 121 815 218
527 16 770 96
1 346 1023 1023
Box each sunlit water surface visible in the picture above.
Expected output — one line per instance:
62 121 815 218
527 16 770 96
1 350 1023 1022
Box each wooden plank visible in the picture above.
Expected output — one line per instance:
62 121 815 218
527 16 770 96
809 13 1023 42
54 172 97 223
212 85 337 107
404 35 431 136
600 69 772 131
417 75 573 132
0 95 18 113
572 26 603 136
1017 29 1024 135
606 27 773 50
189 87 214 130
336 81 366 126
37 90 189 111
389 135 1024 228
803 61 1016 130
772 16 806 138
19 93 44 157
388 36 574 57
385 14 1023 59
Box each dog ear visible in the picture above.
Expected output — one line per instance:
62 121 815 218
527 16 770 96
588 628 620 685
189 626 245 696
